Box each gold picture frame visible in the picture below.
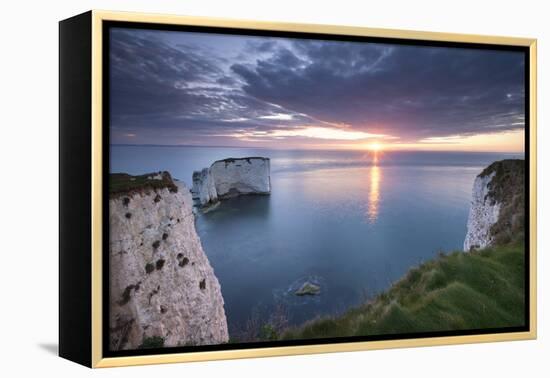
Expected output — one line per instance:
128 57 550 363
59 10 537 368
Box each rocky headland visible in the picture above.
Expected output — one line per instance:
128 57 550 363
109 171 228 350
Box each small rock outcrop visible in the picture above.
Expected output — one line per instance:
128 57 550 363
109 171 228 350
192 157 271 206
464 159 525 251
295 282 321 296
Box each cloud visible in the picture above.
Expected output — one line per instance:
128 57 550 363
109 28 525 147
259 113 294 121
227 126 389 141
231 41 525 140
109 29 323 145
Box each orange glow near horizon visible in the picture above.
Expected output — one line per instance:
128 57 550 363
224 125 524 153
317 129 525 153
413 129 525 152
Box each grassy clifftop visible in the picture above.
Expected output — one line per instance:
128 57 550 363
109 171 178 198
282 241 525 340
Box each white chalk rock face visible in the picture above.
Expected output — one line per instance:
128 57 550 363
463 172 500 251
210 157 271 199
109 179 228 350
192 168 218 206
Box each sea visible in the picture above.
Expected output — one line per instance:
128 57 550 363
110 146 523 336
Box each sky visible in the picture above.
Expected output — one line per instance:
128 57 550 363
109 28 526 152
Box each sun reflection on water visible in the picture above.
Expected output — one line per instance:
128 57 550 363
367 151 382 223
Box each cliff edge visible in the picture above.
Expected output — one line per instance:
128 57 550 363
109 171 228 350
464 159 525 251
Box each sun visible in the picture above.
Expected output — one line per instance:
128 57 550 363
367 142 383 152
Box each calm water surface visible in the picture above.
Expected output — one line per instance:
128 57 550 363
110 146 523 336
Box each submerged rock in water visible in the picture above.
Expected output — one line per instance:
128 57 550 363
295 281 321 296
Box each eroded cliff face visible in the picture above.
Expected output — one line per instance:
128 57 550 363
463 172 500 251
192 157 271 205
464 159 525 251
109 173 228 350
192 168 218 206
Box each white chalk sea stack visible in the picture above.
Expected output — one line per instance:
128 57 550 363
463 171 500 251
109 173 228 350
211 157 271 198
192 157 271 206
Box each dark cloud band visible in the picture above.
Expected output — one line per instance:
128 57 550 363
109 28 525 147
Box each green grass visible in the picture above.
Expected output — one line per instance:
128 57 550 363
109 171 178 198
282 242 525 340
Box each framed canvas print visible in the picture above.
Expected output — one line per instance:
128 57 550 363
59 10 537 368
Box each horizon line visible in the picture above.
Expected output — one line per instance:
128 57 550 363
110 143 525 155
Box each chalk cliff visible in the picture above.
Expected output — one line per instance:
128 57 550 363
109 172 228 350
464 159 525 251
192 168 218 206
192 157 271 205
